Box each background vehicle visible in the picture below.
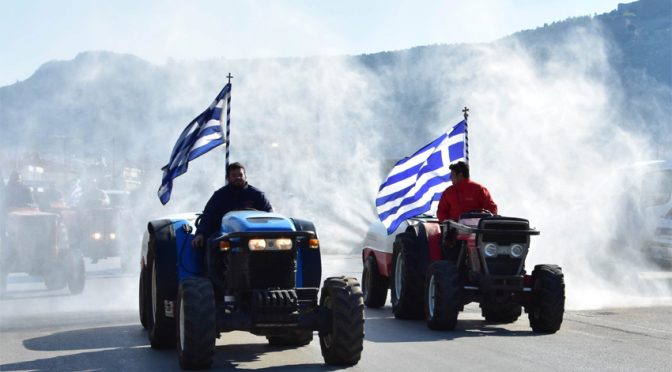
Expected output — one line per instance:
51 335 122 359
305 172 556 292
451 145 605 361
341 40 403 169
643 208 672 268
362 212 565 333
59 189 137 269
0 207 85 294
139 210 364 369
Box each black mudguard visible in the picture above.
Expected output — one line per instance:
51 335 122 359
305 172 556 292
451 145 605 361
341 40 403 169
148 219 179 303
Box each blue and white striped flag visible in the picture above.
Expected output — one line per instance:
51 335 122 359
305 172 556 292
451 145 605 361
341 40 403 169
157 83 232 205
376 120 467 234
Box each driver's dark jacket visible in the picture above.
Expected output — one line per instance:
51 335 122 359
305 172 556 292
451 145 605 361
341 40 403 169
196 183 273 239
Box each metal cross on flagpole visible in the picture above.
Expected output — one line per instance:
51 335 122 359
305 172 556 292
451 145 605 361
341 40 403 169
225 73 233 170
462 106 469 164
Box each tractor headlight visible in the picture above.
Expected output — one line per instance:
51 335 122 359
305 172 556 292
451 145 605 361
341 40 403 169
248 239 266 251
109 233 117 240
275 238 293 250
510 244 524 258
92 232 102 240
484 243 498 257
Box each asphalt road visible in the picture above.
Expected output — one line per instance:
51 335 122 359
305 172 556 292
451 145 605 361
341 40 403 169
1 255 671 371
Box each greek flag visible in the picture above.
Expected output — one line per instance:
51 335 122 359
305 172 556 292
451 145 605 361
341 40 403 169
158 83 232 205
376 120 467 234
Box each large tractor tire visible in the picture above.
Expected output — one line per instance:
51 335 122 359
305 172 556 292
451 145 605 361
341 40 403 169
391 232 425 319
177 278 216 370
481 301 522 324
319 276 364 366
362 255 388 308
139 264 150 329
44 221 70 291
44 262 68 291
424 261 461 330
67 250 86 294
148 250 176 349
266 330 314 346
528 264 565 334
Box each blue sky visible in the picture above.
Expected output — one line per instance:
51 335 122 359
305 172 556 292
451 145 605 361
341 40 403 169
0 0 619 87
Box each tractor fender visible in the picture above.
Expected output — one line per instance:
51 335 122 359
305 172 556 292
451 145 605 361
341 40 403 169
147 219 179 303
291 218 321 288
407 220 442 263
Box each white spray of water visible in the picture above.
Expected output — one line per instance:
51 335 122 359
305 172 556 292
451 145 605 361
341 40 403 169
2 23 670 318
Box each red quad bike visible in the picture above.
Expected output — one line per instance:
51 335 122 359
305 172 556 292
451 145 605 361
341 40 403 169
362 211 565 333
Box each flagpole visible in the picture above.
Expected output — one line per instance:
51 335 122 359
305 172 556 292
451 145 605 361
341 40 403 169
225 73 233 170
462 106 469 164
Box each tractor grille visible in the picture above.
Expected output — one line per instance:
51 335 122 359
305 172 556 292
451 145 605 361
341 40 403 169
485 256 523 275
480 219 530 245
248 251 296 289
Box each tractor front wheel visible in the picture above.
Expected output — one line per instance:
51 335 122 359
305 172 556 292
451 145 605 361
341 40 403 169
319 276 364 366
424 261 461 330
177 277 216 369
528 264 565 333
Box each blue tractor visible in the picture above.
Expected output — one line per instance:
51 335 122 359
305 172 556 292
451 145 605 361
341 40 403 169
138 210 364 369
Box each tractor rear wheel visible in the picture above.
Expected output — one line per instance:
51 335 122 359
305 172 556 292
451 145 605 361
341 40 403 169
391 232 425 319
319 276 364 366
362 255 388 308
528 264 565 333
148 253 176 349
139 265 150 329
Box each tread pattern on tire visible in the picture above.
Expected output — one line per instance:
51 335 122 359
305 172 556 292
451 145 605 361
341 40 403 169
424 260 461 330
177 277 216 370
319 276 364 366
528 264 565 334
391 232 426 319
363 255 388 308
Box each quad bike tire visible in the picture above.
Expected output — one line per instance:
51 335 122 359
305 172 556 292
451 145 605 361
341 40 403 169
528 264 565 333
266 330 314 346
319 276 364 366
481 301 522 324
391 232 425 319
177 277 216 370
362 255 388 308
424 260 461 330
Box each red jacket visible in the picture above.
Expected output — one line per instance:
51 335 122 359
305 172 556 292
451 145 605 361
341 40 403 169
436 179 498 222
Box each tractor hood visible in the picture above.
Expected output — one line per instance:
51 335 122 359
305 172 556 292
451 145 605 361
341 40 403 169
220 211 296 234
